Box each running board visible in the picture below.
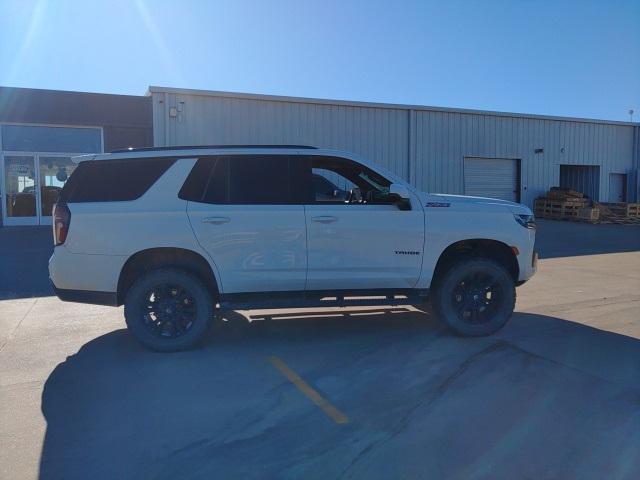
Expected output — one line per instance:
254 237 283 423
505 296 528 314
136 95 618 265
219 289 429 311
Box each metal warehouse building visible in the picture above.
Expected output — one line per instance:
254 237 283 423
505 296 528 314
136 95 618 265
1 84 638 228
149 86 640 207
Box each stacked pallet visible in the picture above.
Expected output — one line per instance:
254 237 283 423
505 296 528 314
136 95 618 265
576 206 600 222
594 202 640 224
535 187 640 224
534 188 589 220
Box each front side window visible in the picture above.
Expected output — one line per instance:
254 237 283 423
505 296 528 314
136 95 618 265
311 156 393 204
312 169 353 202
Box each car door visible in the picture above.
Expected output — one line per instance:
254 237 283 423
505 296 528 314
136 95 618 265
304 155 425 291
184 154 307 294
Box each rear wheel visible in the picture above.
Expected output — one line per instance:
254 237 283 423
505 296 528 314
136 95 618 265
432 258 515 336
124 268 214 351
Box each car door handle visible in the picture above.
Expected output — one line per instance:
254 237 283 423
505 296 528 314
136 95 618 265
311 215 338 224
201 216 230 225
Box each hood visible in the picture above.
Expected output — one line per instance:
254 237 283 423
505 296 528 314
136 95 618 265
417 192 532 214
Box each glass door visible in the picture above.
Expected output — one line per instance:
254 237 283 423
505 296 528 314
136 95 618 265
38 155 78 225
2 155 38 226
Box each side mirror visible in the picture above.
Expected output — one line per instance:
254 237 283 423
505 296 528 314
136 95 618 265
389 183 412 210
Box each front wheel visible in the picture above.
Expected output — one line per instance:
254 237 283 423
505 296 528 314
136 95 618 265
432 258 515 336
124 268 214 352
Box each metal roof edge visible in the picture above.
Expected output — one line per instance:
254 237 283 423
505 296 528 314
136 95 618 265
1 85 149 100
147 86 639 127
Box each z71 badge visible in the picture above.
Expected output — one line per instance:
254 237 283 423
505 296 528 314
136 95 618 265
425 202 451 208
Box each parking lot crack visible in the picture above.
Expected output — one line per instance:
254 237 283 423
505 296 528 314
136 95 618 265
338 341 509 479
503 341 640 390
0 298 37 353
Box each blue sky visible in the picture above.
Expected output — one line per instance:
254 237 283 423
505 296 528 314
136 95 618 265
1 0 638 121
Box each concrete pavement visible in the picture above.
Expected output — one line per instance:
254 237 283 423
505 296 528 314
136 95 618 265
1 223 640 479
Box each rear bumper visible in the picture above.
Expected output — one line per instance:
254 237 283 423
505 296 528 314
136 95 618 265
48 245 126 293
50 281 118 306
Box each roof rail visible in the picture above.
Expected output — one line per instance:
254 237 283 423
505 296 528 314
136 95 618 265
110 144 317 153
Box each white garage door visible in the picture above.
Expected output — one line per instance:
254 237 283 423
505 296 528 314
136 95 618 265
464 157 519 202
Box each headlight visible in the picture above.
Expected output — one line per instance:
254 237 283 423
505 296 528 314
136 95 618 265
514 213 536 229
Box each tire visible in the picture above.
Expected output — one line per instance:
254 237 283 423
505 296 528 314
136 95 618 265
432 258 515 336
124 268 214 352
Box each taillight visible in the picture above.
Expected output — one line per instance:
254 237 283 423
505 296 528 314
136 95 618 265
52 203 71 246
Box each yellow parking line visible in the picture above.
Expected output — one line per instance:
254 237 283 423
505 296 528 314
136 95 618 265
268 356 349 424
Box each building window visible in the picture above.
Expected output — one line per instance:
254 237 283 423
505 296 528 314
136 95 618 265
1 124 102 153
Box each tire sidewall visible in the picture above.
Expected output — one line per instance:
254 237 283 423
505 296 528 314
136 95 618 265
434 258 515 336
124 268 214 352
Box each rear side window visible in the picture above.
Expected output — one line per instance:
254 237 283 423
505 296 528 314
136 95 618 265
60 158 176 203
229 155 290 204
180 155 311 204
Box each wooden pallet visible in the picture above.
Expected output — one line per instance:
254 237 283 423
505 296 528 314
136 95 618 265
548 187 584 199
534 211 581 219
534 198 588 219
534 195 640 225
598 202 640 218
599 217 640 225
540 214 639 225
535 198 588 207
577 207 599 221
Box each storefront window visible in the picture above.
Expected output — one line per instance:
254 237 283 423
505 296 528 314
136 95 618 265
1 124 102 225
4 155 37 217
1 125 102 153
39 157 77 216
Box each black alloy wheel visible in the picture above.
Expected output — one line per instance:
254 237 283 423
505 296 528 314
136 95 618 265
124 268 214 351
432 258 515 336
141 284 198 338
450 271 504 325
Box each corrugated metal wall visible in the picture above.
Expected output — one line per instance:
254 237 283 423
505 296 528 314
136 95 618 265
152 90 410 181
413 112 636 205
150 88 638 206
632 126 640 201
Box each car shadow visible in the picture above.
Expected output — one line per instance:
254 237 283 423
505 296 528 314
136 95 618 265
38 308 640 479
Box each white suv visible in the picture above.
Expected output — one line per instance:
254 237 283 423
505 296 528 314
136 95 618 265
49 145 537 351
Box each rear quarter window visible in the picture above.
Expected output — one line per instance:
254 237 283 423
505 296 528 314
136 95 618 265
60 157 176 202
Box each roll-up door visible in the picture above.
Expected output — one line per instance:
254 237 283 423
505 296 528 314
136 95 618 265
464 157 519 202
